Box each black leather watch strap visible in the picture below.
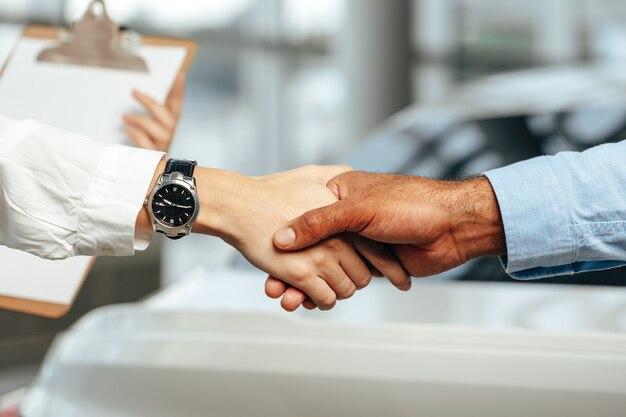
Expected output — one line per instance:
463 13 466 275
164 159 197 177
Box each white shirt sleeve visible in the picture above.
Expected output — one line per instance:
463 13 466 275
0 114 165 259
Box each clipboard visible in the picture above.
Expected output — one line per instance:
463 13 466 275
0 0 196 318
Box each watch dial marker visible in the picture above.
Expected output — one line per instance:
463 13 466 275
153 184 196 228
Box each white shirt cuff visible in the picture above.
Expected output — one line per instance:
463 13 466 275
76 145 165 256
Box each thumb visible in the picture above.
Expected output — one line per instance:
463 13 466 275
274 201 355 250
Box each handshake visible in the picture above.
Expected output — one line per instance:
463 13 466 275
186 164 506 312
120 79 505 311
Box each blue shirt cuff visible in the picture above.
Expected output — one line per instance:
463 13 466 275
484 156 574 276
498 258 626 280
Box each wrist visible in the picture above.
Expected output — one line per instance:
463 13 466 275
138 162 256 243
449 176 506 260
191 167 255 243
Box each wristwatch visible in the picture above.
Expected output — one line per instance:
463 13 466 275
145 159 200 240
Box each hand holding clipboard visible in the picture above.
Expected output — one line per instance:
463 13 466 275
0 0 196 318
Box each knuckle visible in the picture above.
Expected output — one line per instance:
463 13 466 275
143 95 157 106
301 211 323 237
389 272 411 288
134 115 149 127
288 267 309 285
355 273 372 289
339 283 356 299
317 293 337 310
323 238 344 252
311 251 327 267
294 274 310 287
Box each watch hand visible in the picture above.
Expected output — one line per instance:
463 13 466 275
160 199 192 209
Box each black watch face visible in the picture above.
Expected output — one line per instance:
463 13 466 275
151 184 196 227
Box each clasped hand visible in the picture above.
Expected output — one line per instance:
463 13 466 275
124 79 503 312
266 172 506 311
217 166 411 312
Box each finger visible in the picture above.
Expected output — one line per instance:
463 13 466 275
280 287 307 312
266 276 309 312
392 244 454 278
338 239 372 290
265 276 288 299
354 237 411 291
321 261 357 301
302 298 317 310
296 276 337 311
132 90 176 129
166 73 186 116
123 114 170 144
274 200 367 251
124 124 156 150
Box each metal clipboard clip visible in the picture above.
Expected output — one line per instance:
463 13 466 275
37 0 148 72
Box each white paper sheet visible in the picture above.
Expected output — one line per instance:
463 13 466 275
0 38 186 144
0 37 186 307
0 248 91 304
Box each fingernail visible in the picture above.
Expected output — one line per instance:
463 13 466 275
275 227 296 247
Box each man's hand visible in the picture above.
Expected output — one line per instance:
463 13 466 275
123 73 185 152
273 172 506 278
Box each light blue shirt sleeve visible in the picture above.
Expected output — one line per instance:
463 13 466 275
483 140 626 279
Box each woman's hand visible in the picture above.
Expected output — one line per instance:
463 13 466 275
201 165 371 310
264 231 411 311
123 73 185 152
